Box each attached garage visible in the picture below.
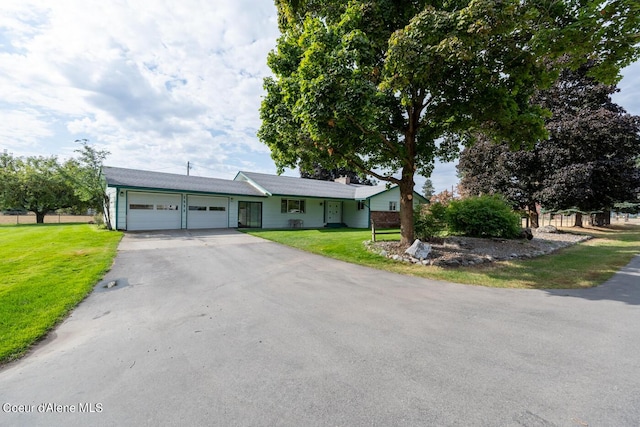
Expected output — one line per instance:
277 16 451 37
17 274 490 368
187 195 229 229
128 192 181 231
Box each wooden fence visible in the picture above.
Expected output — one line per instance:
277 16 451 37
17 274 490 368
0 214 94 225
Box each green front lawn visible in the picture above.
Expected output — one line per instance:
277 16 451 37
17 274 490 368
0 224 122 363
246 224 640 289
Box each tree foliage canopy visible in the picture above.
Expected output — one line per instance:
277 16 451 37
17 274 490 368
422 178 435 200
0 154 78 223
261 0 640 242
458 62 640 225
300 163 376 185
0 141 111 224
63 140 112 227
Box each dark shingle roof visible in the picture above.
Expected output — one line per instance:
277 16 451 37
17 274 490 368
102 166 265 197
236 171 390 199
102 166 399 200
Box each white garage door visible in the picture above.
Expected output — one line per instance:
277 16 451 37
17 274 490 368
128 192 181 231
187 195 228 229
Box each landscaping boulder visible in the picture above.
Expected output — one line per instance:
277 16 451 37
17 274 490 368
405 239 432 260
538 225 558 233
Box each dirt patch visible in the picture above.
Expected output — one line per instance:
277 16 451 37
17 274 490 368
365 228 591 267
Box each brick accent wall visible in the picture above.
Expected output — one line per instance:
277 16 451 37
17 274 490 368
370 211 400 228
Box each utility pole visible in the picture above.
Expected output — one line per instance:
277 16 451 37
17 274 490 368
187 161 192 176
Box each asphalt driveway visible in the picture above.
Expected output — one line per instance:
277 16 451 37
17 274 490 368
1 229 639 426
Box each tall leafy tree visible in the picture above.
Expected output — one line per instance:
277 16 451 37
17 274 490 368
422 178 435 200
457 138 546 227
0 151 19 211
260 0 639 244
536 66 640 225
63 140 113 229
458 62 640 227
0 154 78 223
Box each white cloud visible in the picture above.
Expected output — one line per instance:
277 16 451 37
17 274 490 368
0 107 54 151
0 0 279 174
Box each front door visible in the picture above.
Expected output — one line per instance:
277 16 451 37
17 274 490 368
326 201 341 224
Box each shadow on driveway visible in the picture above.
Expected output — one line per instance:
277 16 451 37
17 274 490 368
545 255 640 305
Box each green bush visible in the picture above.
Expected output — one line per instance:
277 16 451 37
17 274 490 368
446 195 521 238
414 202 448 241
93 213 105 227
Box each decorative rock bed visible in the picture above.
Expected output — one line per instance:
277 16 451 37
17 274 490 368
364 227 592 267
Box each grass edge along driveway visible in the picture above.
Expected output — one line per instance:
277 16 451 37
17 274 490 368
0 224 122 364
245 223 640 290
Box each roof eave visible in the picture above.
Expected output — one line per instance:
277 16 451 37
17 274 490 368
105 183 266 198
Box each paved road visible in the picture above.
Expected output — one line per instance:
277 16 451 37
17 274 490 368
1 230 639 426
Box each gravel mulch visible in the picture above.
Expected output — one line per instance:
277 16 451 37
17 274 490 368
364 227 592 267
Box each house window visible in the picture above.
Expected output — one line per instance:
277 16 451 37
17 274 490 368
130 204 153 210
389 201 397 211
189 206 207 211
281 199 306 213
357 200 366 210
209 206 226 211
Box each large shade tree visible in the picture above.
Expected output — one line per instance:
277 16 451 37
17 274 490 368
0 154 79 223
536 65 640 225
260 0 639 244
458 62 640 227
457 139 545 227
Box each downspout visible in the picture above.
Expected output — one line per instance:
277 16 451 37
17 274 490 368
323 200 326 224
115 187 119 231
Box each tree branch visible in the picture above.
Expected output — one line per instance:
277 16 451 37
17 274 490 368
346 115 402 158
330 147 401 185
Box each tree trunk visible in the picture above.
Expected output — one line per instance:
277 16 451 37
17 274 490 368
528 204 539 228
35 212 45 223
102 194 113 230
399 168 415 246
574 212 583 227
591 211 611 226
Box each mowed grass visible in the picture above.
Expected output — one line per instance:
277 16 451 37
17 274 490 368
0 224 122 363
246 223 640 289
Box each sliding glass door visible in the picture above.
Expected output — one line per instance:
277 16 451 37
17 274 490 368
238 201 262 228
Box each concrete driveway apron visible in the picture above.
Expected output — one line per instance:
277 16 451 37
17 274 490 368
1 229 639 426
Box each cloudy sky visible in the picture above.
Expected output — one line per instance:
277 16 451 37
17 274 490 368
1 1 639 193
